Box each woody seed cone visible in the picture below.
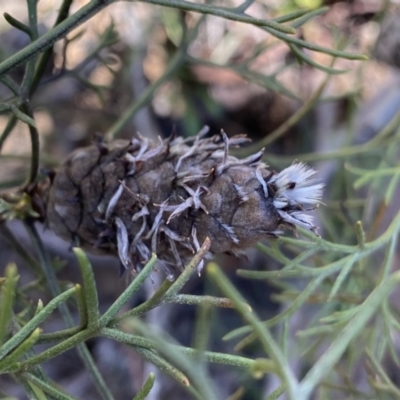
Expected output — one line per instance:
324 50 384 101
46 128 323 273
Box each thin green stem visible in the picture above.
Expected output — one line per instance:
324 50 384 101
266 384 287 400
290 7 329 28
0 286 76 361
377 237 396 284
9 104 35 127
114 285 232 325
263 26 366 60
273 9 310 23
234 0 255 13
135 347 190 387
139 0 296 34
13 374 42 400
165 237 211 296
20 0 39 99
0 328 40 371
225 274 326 345
30 0 74 94
38 327 83 344
114 278 173 322
0 224 41 275
73 248 99 328
0 77 20 95
0 264 19 347
24 222 64 300
264 113 400 165
24 372 80 400
207 263 299 399
0 0 112 79
234 65 332 156
240 206 400 281
106 49 185 139
133 373 155 400
276 233 355 254
21 104 39 184
366 350 400 398
0 115 18 153
163 294 233 308
192 303 211 368
327 254 357 301
366 207 400 252
300 271 400 398
3 13 31 38
19 329 93 370
122 321 219 399
289 43 347 74
24 222 115 400
98 254 158 326
101 327 260 370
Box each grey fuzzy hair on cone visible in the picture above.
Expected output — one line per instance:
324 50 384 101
46 127 323 274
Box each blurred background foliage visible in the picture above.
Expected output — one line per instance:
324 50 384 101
2 0 400 399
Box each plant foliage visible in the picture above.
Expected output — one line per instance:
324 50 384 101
1 1 399 400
